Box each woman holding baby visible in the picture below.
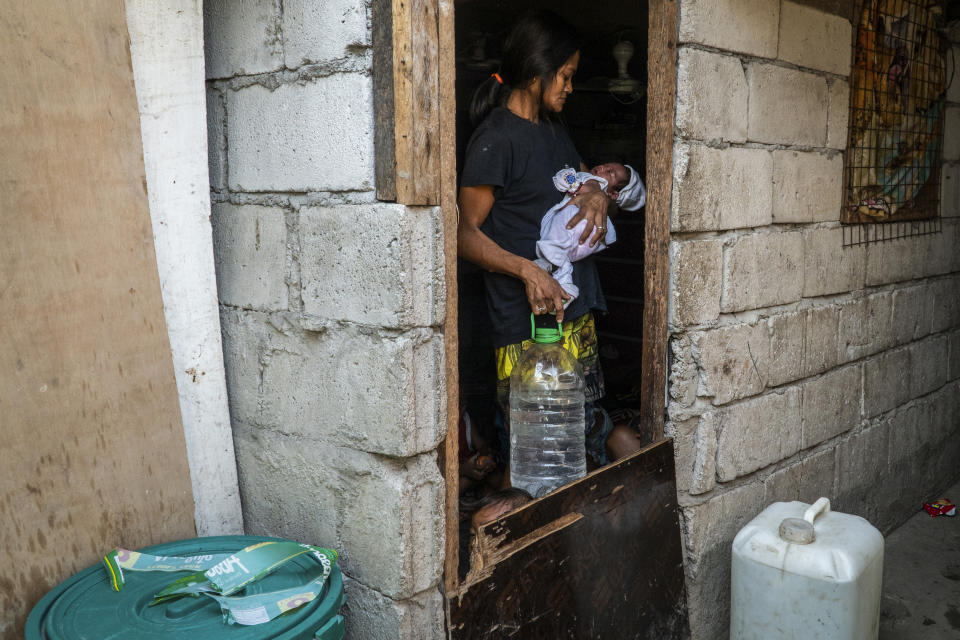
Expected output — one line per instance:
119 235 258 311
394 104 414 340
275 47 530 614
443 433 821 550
458 10 643 469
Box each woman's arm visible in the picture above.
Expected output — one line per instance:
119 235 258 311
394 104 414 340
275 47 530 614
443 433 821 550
564 163 610 247
458 184 571 321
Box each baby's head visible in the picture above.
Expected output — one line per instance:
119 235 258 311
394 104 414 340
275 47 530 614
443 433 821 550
590 163 630 199
591 162 646 211
470 488 533 532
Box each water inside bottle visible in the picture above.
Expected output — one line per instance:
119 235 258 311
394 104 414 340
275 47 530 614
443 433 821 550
510 388 586 497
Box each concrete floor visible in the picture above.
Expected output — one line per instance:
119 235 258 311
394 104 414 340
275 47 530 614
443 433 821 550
880 480 960 639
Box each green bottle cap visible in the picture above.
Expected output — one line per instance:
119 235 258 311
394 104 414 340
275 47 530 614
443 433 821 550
530 314 563 344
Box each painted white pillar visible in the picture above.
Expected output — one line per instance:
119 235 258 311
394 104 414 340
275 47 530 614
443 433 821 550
125 0 243 535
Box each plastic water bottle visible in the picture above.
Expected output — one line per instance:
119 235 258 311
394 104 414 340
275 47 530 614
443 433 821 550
509 315 586 497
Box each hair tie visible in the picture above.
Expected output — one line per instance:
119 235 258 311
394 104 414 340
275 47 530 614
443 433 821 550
492 73 503 85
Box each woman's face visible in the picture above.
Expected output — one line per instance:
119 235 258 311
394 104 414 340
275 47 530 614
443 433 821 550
541 51 580 113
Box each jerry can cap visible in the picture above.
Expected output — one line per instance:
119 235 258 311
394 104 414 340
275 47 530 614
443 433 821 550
779 497 831 545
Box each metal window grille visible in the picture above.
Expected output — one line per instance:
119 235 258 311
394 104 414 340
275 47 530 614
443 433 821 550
842 0 951 246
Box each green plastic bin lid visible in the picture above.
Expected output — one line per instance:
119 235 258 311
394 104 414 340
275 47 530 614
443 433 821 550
25 535 345 640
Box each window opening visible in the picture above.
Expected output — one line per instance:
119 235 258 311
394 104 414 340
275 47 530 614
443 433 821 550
842 0 951 246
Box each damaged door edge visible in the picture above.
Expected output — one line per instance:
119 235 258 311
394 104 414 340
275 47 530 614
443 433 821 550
453 511 584 601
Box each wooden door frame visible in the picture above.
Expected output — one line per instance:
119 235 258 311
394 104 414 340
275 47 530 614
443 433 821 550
372 0 677 597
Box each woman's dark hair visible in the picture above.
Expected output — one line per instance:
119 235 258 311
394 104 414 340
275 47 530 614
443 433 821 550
469 11 582 126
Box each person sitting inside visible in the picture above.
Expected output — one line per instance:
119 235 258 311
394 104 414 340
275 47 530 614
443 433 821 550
535 162 646 305
469 487 534 534
458 406 498 494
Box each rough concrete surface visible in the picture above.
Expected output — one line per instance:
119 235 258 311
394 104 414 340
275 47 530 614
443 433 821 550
880 479 960 639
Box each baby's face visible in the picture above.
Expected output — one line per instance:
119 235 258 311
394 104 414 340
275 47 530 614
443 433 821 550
590 163 629 193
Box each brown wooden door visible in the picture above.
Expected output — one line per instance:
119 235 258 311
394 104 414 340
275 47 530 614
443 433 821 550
447 438 687 639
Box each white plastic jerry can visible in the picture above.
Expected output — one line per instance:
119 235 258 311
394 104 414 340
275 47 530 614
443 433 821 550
730 498 884 640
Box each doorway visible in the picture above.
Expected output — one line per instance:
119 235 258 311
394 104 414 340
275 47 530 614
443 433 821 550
455 0 652 499
443 0 683 636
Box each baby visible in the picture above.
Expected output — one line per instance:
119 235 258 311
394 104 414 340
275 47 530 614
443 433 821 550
535 163 646 304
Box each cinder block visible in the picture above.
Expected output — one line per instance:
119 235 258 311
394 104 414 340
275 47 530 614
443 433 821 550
204 0 283 79
337 450 444 599
670 238 723 328
945 106 960 161
691 413 718 495
681 482 764 640
930 220 956 277
672 143 773 232
670 414 718 496
799 449 838 506
747 63 828 146
766 312 805 388
837 298 869 363
693 321 768 405
802 227 866 297
803 304 840 378
282 0 370 68
715 388 802 481
300 204 442 328
943 163 960 217
863 347 912 417
234 426 444 601
835 422 889 523
949 330 960 380
772 151 843 223
838 292 893 363
676 48 748 142
950 220 960 272
669 335 699 410
206 87 226 191
884 401 936 520
233 421 340 545
930 276 960 334
678 0 779 58
778 1 852 76
910 335 949 399
886 402 927 467
908 223 954 280
219 308 269 424
801 364 862 449
668 416 698 494
228 74 374 192
342 578 444 640
212 203 288 311
865 237 920 286
258 325 446 457
890 284 932 346
827 80 851 150
763 448 836 506
722 231 804 312
929 384 959 443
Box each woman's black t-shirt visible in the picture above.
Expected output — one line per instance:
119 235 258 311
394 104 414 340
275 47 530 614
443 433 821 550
461 107 606 347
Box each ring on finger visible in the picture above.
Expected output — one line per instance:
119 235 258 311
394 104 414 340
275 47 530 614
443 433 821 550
537 305 546 313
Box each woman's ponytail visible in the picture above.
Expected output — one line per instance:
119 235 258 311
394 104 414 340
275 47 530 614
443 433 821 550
469 75 506 127
467 11 580 127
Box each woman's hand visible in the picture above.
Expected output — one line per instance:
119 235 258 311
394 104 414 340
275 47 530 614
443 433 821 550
566 182 609 247
521 261 571 323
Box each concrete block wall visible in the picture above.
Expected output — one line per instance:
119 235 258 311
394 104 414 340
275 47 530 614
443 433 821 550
203 1 447 637
670 2 960 638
